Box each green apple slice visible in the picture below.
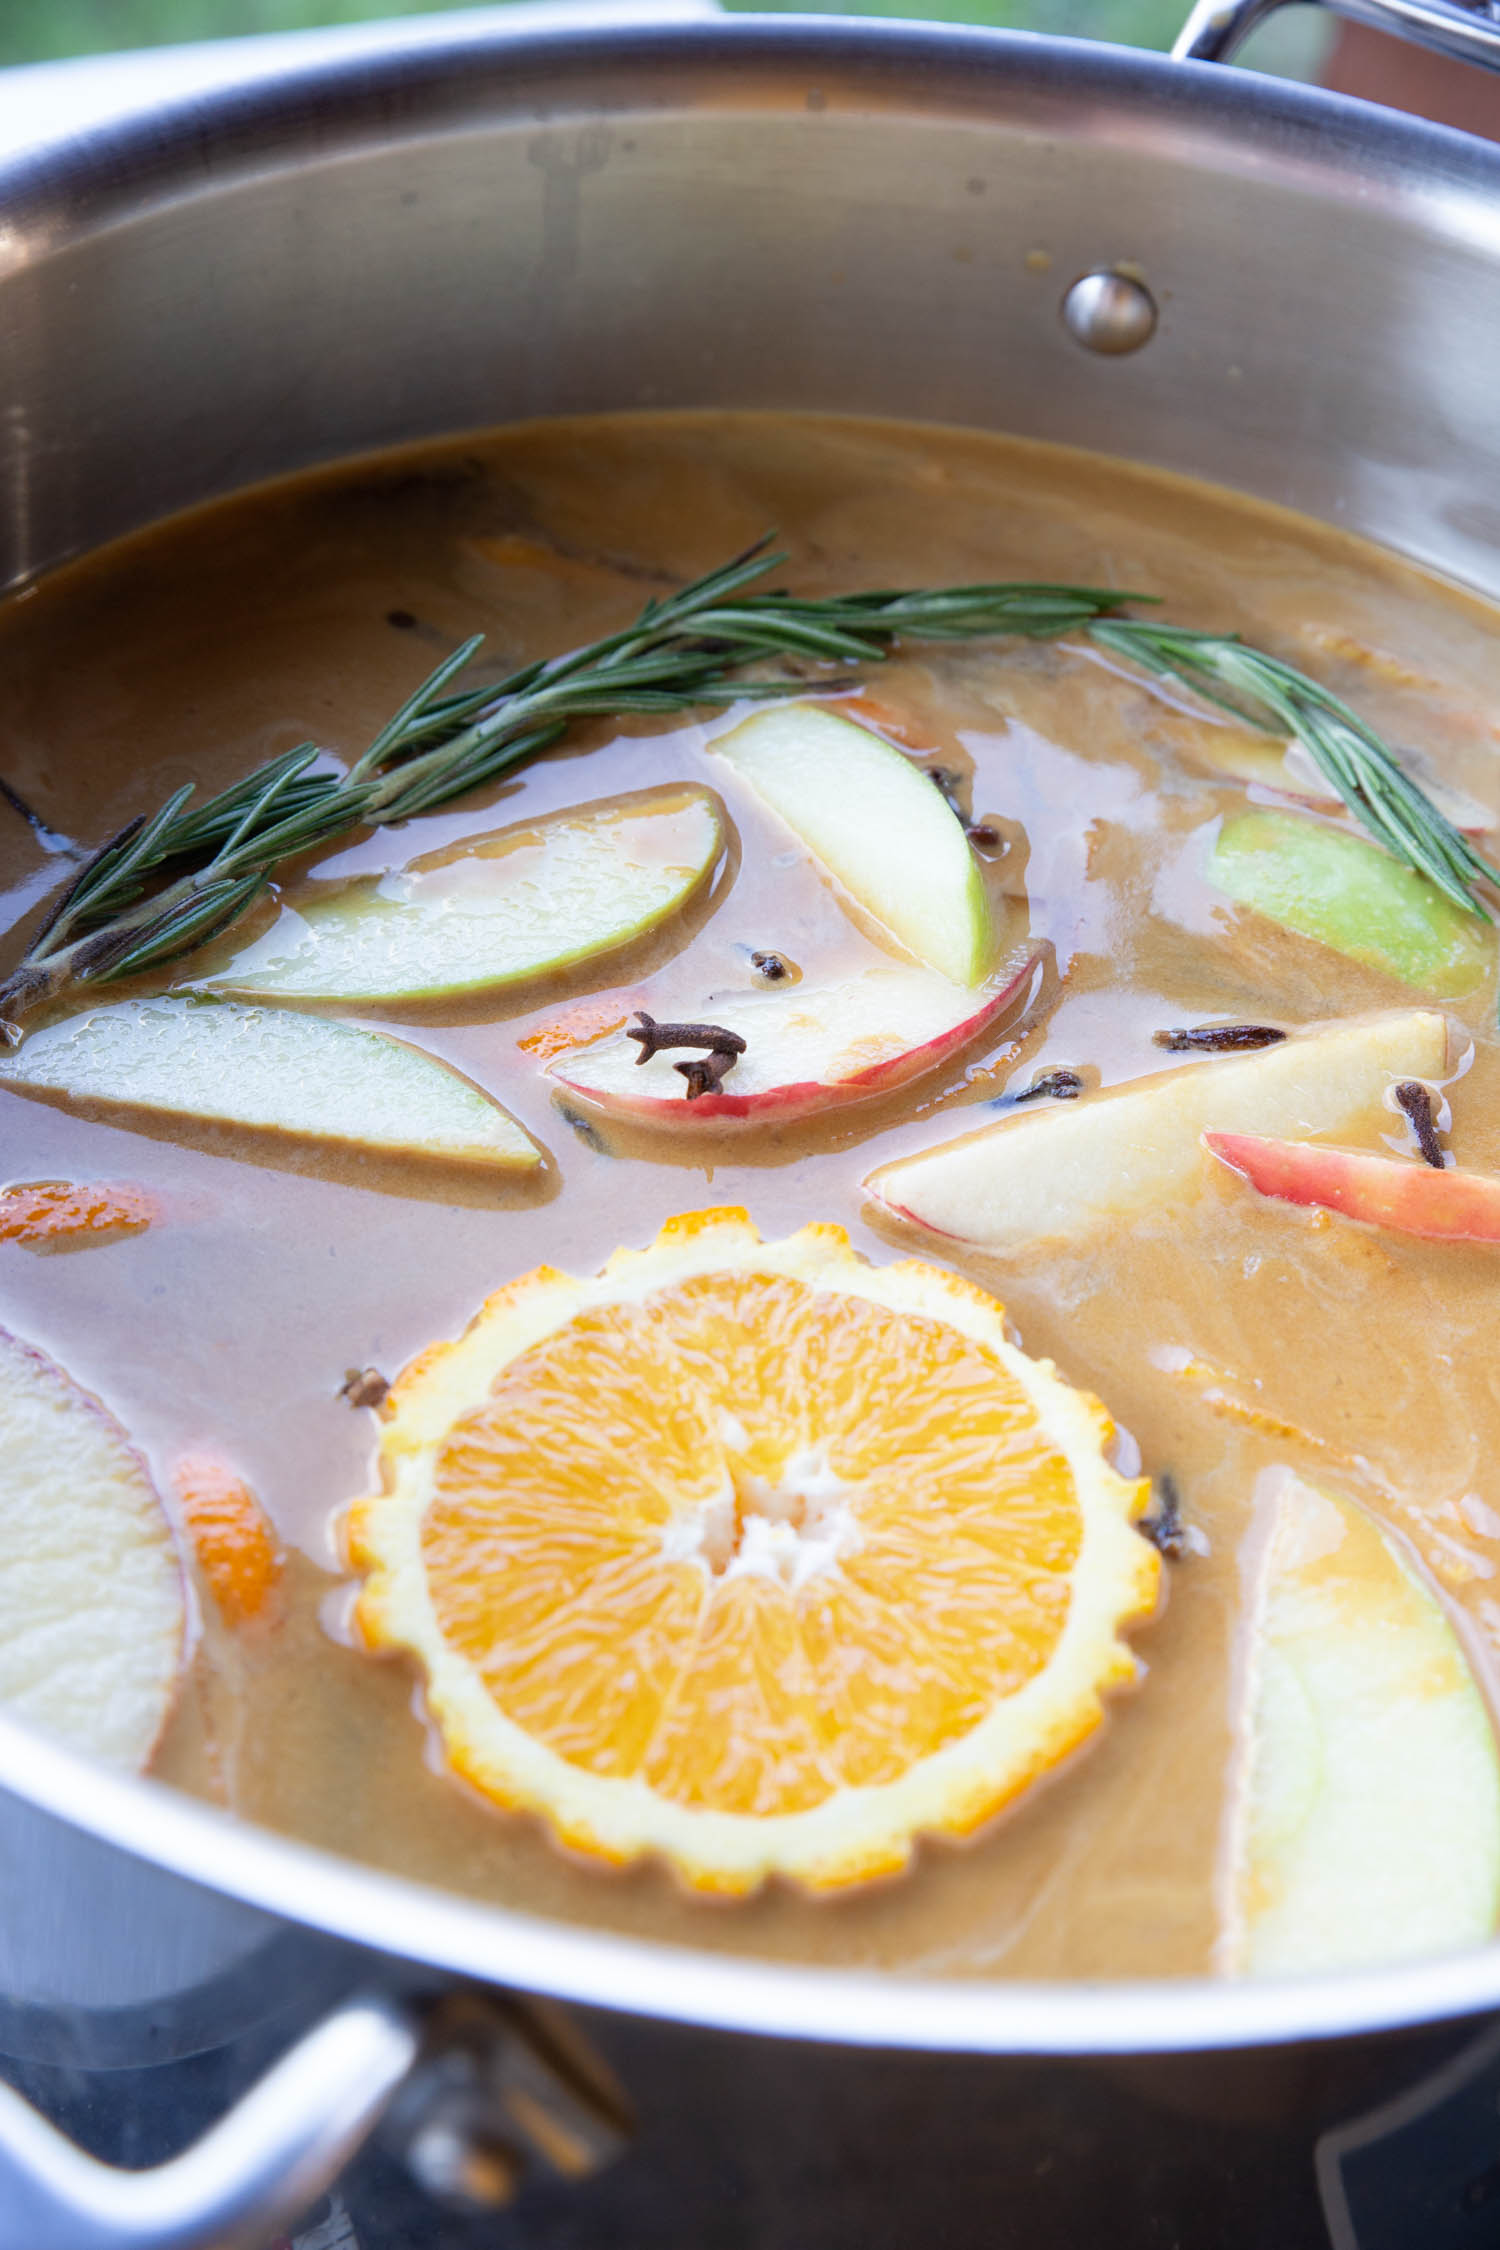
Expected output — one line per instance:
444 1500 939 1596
866 1010 1447 1254
0 1326 184 1770
0 997 541 1171
712 704 992 986
211 785 725 1005
1223 1473 1500 1978
1210 808 1490 995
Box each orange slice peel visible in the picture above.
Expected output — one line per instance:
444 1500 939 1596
346 1209 1158 1894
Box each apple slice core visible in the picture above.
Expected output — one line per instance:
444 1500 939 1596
0 1327 185 1770
1223 1473 1500 1977
548 959 1034 1127
211 785 724 1005
865 1011 1447 1252
0 998 541 1171
712 704 992 986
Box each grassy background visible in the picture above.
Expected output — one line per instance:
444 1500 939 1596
0 0 1326 74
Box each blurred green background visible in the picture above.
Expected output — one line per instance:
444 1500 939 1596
0 0 1327 75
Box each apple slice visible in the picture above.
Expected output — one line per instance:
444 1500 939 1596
0 997 541 1171
1209 808 1490 995
712 704 992 986
548 958 1035 1127
1206 1133 1500 1242
0 1327 185 1770
1223 1473 1500 1977
211 785 724 1005
865 1011 1447 1252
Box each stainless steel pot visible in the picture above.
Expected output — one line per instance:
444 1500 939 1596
4 8 1500 2242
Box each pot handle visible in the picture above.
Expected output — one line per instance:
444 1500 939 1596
1173 0 1500 70
0 1992 419 2250
0 1985 630 2248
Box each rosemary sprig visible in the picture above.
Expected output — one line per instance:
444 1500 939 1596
2 538 1492 1040
1090 620 1500 920
0 542 1132 1038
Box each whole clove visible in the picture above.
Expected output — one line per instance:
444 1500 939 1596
1000 1069 1084 1108
675 1050 740 1100
1153 1024 1287 1054
927 765 968 819
627 1011 746 1100
1394 1079 1446 1170
627 1012 747 1064
341 1366 390 1410
1141 1472 1191 1560
750 951 791 982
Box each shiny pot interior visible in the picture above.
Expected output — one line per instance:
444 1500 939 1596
3 13 1500 2056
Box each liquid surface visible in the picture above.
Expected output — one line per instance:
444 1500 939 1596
4 411 1500 1980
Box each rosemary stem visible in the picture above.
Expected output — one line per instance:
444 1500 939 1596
0 536 1490 1039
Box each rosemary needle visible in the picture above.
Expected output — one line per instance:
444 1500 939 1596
1089 620 1500 921
0 537 1492 1039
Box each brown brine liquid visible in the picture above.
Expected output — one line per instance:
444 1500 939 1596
4 411 1500 1981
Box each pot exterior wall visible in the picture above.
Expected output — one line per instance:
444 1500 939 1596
2 23 1499 601
3 23 1500 2243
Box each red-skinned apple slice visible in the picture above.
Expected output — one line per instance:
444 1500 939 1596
1206 1132 1500 1242
548 957 1037 1127
865 1011 1447 1251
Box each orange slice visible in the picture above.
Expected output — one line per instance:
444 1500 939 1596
346 1210 1158 1893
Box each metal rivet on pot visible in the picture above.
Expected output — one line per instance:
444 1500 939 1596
1061 271 1158 355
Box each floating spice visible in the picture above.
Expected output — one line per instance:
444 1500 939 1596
1007 1071 1079 1107
927 766 969 819
998 1069 1084 1109
1141 1472 1192 1560
750 951 791 983
966 822 1001 848
556 1105 611 1153
1395 1079 1446 1170
1154 1024 1287 1054
341 1366 390 1410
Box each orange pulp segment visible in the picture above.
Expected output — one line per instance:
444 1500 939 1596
347 1209 1158 1893
0 1179 159 1248
173 1453 284 1625
516 1003 631 1062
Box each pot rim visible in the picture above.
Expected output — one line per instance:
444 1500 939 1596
6 8 1500 269
6 9 1500 2056
8 1700 1500 2054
